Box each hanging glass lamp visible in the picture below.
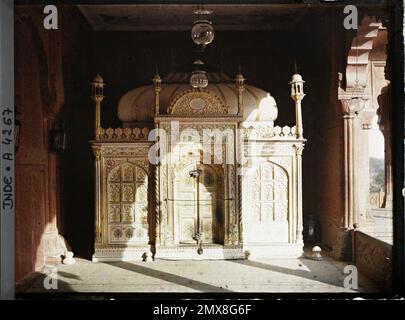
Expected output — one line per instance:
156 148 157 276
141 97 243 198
191 7 214 46
190 60 208 88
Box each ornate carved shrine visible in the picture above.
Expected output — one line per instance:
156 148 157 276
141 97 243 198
91 70 306 261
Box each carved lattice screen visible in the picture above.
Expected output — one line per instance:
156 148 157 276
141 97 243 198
107 163 149 244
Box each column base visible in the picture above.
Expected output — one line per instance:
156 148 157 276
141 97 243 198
154 244 244 260
92 244 152 262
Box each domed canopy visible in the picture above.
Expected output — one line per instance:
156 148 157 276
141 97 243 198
92 74 104 84
117 71 278 125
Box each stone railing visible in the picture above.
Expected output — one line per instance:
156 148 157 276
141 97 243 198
242 125 298 140
354 230 392 291
97 127 150 141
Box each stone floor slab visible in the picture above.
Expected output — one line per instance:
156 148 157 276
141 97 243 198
18 251 379 293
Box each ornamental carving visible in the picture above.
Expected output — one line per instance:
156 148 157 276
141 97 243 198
100 145 151 157
167 89 228 115
160 162 170 245
107 162 149 244
98 127 150 141
246 161 289 222
241 125 297 140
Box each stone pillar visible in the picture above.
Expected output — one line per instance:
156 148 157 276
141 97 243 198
154 163 160 246
235 72 245 116
92 145 102 244
295 144 304 244
91 75 105 140
160 163 169 245
227 164 238 245
340 99 358 229
223 164 229 245
377 84 393 209
153 71 161 116
237 171 243 244
289 73 305 140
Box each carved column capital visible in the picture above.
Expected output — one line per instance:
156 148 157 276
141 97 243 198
340 98 365 117
92 145 101 160
293 143 305 157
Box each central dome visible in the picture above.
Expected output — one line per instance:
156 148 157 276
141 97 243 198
117 71 278 125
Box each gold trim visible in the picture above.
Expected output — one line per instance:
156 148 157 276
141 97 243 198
167 89 228 115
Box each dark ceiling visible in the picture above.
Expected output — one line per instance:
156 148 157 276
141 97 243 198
78 4 315 31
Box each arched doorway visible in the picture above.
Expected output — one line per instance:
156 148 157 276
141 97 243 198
173 163 223 245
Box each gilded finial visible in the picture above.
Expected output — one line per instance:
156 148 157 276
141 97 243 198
91 74 105 140
289 65 305 139
93 74 104 84
294 60 298 75
91 73 105 99
235 63 245 116
153 64 162 85
152 64 161 116
235 63 245 84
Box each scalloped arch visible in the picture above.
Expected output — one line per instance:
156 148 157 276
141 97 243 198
167 89 228 115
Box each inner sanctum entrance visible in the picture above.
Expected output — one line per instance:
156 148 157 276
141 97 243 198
174 163 223 245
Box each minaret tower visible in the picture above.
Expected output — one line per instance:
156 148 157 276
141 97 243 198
235 65 245 116
152 65 162 116
289 67 305 139
91 74 105 140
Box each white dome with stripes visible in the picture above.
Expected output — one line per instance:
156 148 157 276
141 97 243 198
117 72 278 125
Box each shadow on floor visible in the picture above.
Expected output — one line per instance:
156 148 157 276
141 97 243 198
16 271 77 294
229 257 363 291
110 261 233 293
58 271 82 281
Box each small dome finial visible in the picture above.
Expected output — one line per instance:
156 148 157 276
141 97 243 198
153 64 161 84
235 62 245 83
93 74 104 84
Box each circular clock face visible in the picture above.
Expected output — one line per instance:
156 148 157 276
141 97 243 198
190 98 206 110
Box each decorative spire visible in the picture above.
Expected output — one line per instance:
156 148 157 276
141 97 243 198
289 67 305 139
235 63 245 84
152 64 162 116
235 64 245 116
152 64 161 84
91 74 105 140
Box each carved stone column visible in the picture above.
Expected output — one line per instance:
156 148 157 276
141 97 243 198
154 163 160 246
237 171 243 244
227 164 238 245
92 145 102 244
294 144 304 244
160 162 169 246
224 163 239 246
223 164 229 245
341 99 357 229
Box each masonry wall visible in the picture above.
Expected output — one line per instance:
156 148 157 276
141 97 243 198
15 6 93 282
